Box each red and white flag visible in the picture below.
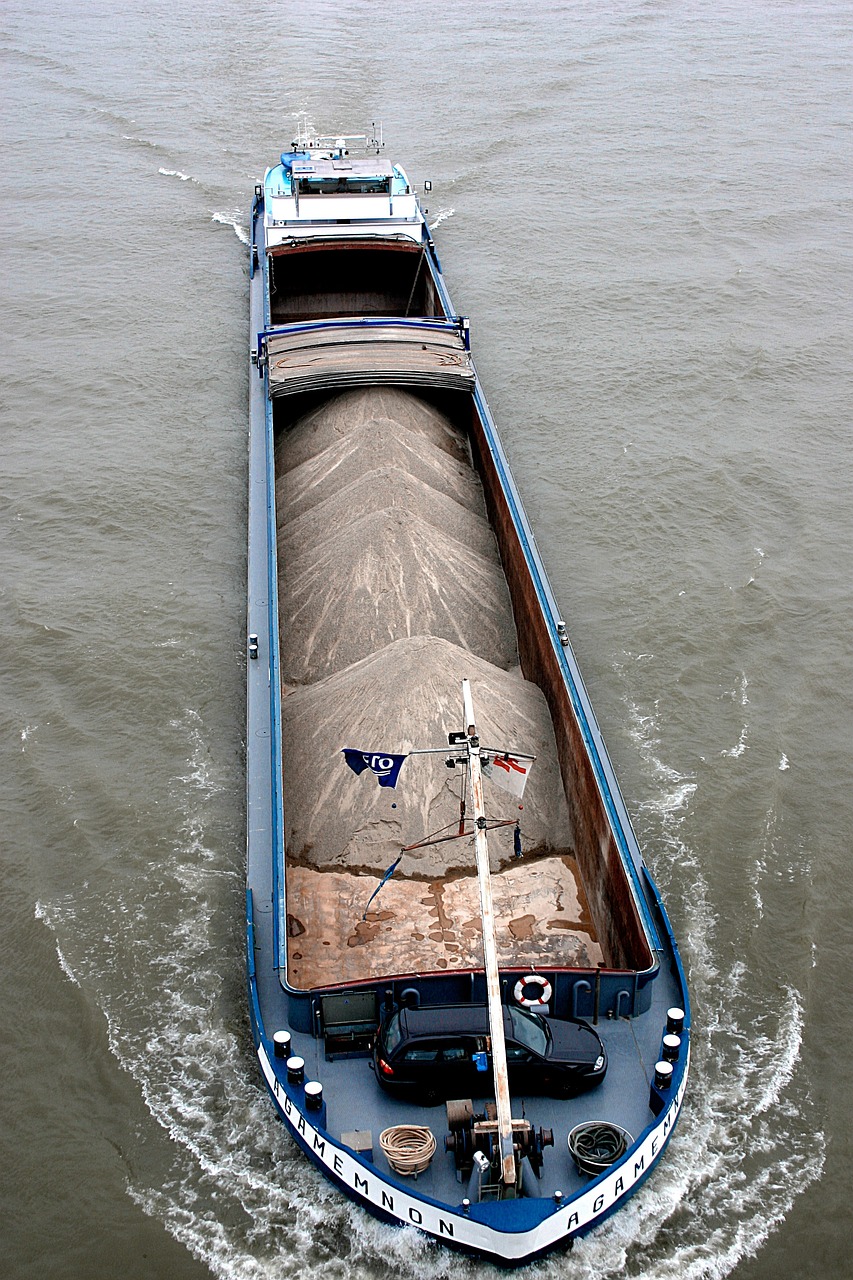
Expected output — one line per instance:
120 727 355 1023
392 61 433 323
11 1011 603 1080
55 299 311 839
482 752 534 799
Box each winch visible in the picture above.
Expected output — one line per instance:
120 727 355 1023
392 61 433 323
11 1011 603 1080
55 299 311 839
444 1098 554 1199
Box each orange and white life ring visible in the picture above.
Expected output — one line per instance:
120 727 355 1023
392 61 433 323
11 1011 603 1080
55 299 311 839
513 974 552 1007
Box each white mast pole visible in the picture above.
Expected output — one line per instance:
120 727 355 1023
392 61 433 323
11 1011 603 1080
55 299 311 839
462 679 516 1186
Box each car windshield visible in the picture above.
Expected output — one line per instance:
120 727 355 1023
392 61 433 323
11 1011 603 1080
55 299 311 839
383 1013 404 1056
507 1006 550 1056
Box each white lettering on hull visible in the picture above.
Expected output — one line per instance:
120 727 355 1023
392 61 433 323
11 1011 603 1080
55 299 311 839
258 1043 689 1260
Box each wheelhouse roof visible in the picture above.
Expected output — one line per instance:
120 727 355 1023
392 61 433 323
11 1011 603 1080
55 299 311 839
289 157 396 179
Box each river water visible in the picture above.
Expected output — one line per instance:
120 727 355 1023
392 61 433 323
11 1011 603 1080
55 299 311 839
3 2 851 1277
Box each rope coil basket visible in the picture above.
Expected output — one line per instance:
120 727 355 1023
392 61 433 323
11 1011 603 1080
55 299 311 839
568 1122 633 1176
379 1125 437 1176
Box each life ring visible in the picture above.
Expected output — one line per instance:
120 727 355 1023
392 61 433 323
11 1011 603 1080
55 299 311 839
514 974 552 1007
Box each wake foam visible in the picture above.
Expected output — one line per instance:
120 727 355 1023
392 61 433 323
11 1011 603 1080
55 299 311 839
212 211 249 244
159 167 198 184
31 685 824 1279
603 686 825 1278
429 207 455 230
719 671 750 758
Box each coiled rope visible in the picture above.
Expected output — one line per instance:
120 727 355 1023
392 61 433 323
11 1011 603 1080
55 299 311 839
568 1121 633 1176
379 1125 437 1176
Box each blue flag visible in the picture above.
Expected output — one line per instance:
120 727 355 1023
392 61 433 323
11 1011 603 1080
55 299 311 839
342 748 408 789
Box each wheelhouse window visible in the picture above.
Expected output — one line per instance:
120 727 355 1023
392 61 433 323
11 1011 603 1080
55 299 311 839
295 177 391 196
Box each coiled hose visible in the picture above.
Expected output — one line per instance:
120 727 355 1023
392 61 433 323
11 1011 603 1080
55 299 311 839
379 1125 437 1175
568 1121 633 1175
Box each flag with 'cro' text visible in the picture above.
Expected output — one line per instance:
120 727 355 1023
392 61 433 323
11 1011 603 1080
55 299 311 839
341 748 408 789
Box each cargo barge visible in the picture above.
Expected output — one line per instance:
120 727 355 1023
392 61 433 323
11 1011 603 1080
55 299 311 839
245 125 689 1265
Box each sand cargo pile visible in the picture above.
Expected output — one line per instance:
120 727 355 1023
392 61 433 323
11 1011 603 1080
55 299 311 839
275 388 597 987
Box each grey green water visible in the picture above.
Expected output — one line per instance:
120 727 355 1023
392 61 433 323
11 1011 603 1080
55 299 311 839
3 2 851 1277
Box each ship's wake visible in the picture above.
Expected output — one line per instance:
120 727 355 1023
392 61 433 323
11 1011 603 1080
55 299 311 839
34 698 823 1279
211 211 250 244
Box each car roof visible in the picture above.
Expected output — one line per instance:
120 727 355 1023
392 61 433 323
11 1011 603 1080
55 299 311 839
398 1004 502 1038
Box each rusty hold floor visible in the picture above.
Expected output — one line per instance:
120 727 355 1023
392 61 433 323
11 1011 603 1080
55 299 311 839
285 852 603 988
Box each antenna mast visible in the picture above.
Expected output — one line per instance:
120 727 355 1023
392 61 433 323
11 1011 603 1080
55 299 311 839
462 679 516 1186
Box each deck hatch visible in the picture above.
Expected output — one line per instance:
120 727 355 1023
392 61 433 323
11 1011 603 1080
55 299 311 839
265 319 474 396
321 990 378 1059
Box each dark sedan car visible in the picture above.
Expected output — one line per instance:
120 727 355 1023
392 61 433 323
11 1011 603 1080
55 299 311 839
373 1002 606 1101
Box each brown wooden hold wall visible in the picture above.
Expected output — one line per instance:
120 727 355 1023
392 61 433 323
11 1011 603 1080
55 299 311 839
268 240 442 324
464 401 653 974
265 234 653 976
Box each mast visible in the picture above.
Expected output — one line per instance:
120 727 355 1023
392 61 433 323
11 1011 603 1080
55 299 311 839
462 679 516 1186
